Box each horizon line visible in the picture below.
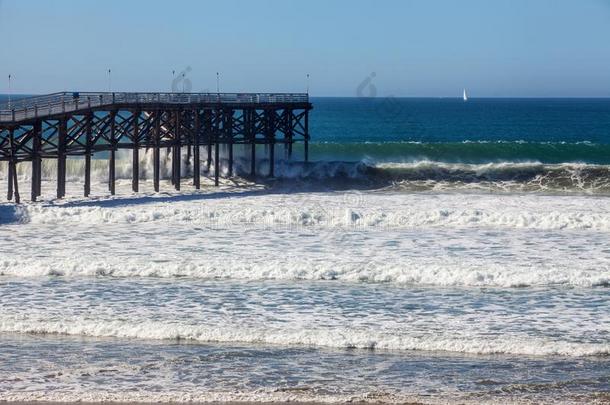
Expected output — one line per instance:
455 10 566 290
2 92 610 100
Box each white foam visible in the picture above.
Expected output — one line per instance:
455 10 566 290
7 190 610 231
1 317 607 357
1 255 608 287
1 190 610 288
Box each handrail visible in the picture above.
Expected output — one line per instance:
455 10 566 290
0 91 310 122
0 92 309 114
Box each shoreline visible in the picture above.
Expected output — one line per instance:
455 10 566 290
2 396 609 405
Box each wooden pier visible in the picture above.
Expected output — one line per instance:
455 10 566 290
0 92 312 203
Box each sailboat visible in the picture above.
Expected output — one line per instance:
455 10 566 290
463 89 468 101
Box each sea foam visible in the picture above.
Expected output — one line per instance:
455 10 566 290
1 317 607 357
1 255 608 287
9 191 610 231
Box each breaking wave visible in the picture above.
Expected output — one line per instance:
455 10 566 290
1 256 608 288
2 141 610 194
266 160 610 194
1 317 608 357
5 191 610 231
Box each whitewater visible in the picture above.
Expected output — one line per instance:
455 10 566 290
1 165 609 403
1 98 610 404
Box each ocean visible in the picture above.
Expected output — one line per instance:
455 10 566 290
0 96 609 404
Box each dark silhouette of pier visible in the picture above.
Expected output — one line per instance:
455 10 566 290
0 92 312 203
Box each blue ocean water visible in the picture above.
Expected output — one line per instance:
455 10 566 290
311 97 610 144
305 97 610 166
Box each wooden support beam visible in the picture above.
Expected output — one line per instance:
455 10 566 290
248 110 256 177
174 110 181 190
304 110 309 163
7 162 13 201
7 128 14 201
193 110 201 189
57 118 67 199
170 112 175 185
251 143 256 176
32 122 42 201
109 149 115 194
186 110 192 172
287 109 293 159
214 138 220 187
154 110 161 192
187 145 192 170
11 161 20 204
214 109 220 186
84 114 92 197
269 141 275 178
268 110 275 178
205 110 212 172
109 111 116 195
132 111 139 193
35 141 42 198
227 110 234 177
36 159 42 198
31 160 38 202
228 143 233 177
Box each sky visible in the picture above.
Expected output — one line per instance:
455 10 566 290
1 0 610 97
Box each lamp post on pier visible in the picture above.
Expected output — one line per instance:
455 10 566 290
8 74 12 108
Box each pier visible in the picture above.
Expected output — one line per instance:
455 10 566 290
0 92 312 203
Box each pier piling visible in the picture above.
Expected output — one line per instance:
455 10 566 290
304 111 309 162
57 119 67 199
267 110 275 178
132 111 140 193
109 111 116 196
173 111 181 191
193 111 201 189
154 110 161 193
7 159 13 201
32 122 42 201
84 115 92 197
214 140 220 187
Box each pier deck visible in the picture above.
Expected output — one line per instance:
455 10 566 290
0 92 312 202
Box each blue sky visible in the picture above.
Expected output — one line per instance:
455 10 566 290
1 0 610 97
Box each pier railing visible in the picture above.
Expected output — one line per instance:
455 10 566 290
0 92 310 123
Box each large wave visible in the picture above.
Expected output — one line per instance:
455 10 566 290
2 141 610 194
365 161 610 193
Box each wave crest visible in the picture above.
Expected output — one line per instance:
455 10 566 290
2 317 608 357
2 256 608 288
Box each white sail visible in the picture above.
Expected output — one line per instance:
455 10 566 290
463 89 468 101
